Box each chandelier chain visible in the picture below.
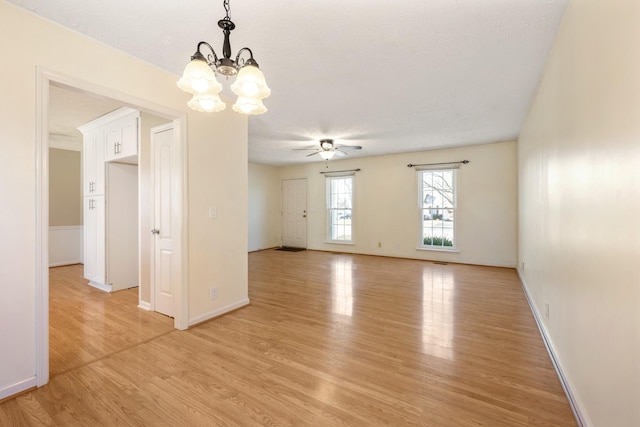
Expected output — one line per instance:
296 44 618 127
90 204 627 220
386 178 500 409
223 0 231 20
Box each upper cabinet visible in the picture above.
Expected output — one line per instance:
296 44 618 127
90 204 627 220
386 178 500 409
81 129 105 196
104 113 139 163
78 107 140 166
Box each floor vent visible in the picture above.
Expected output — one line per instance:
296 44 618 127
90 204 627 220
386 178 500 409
433 261 448 265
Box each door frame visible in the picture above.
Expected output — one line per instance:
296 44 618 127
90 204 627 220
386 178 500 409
35 68 190 387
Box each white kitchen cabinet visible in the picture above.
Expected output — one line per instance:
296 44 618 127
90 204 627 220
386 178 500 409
82 129 104 196
78 107 140 292
104 113 139 163
83 195 106 288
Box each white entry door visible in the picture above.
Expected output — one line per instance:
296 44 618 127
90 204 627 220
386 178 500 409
151 124 181 317
282 179 307 248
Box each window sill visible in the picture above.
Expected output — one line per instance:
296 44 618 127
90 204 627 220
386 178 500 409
416 247 460 253
325 241 355 246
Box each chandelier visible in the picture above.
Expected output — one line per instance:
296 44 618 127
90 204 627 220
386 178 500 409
177 0 271 115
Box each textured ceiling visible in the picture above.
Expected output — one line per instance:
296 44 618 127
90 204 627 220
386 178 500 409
10 0 568 166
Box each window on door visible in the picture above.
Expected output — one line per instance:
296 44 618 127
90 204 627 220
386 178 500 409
419 169 456 249
326 175 353 243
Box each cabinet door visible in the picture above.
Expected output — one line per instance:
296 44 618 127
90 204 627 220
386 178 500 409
119 117 138 159
105 116 138 162
83 130 105 196
83 196 106 284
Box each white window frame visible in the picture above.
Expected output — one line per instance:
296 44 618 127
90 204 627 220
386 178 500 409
417 167 457 251
326 174 354 244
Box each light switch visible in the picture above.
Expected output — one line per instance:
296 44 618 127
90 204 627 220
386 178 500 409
208 207 217 219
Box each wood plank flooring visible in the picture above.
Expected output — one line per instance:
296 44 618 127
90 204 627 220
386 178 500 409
47 264 174 377
0 251 576 426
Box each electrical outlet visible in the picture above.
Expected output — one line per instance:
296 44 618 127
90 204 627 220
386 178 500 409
544 302 550 319
210 287 218 300
378 242 382 248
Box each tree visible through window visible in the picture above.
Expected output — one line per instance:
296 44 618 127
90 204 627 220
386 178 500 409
419 169 455 248
327 176 353 242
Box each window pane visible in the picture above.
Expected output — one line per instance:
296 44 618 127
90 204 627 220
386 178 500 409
420 170 455 248
327 176 353 242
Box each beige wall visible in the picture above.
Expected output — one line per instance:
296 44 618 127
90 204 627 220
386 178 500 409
0 0 248 398
248 163 281 251
276 141 518 267
49 148 82 226
518 0 640 425
187 111 248 321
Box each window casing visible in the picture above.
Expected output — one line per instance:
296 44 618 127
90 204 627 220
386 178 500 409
419 169 456 249
326 175 353 242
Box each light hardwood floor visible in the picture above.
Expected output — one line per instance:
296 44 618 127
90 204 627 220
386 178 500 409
0 250 576 426
48 264 175 377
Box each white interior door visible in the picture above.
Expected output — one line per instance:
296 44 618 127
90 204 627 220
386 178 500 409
151 124 180 317
282 179 307 248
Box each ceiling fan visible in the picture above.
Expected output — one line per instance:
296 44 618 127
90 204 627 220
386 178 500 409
294 139 362 160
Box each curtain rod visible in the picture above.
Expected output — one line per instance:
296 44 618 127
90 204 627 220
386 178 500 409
407 160 469 168
319 168 361 174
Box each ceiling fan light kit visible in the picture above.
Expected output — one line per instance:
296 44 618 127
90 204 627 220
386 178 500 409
177 0 270 115
319 150 336 160
294 138 363 161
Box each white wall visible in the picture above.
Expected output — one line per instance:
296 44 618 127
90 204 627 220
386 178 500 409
277 141 518 267
0 1 248 398
518 0 640 425
248 163 281 251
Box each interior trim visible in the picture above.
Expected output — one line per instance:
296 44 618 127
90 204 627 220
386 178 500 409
35 67 190 393
517 269 590 427
188 298 250 327
0 377 37 401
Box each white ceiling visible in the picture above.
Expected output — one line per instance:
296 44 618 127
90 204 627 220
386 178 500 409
11 0 568 166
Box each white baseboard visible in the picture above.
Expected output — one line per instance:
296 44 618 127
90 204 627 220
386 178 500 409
188 298 250 326
517 269 590 427
88 280 112 292
0 376 37 400
138 301 151 311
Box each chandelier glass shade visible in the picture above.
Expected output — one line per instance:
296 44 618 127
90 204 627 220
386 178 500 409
177 0 270 115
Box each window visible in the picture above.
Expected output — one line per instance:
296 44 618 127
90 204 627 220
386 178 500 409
326 175 353 242
419 169 456 249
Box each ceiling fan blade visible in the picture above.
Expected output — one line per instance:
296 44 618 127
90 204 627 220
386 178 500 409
334 150 347 157
293 148 319 151
337 145 362 150
306 152 320 157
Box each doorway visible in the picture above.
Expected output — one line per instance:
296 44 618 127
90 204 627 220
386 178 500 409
281 178 307 248
35 68 188 387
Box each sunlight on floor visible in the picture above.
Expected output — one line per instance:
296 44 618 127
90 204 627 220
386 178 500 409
422 267 455 360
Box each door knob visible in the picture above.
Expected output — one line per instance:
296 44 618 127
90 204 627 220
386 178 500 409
151 228 160 234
